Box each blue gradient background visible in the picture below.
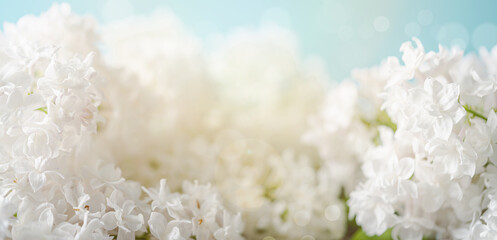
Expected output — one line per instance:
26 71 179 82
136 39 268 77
1 0 497 81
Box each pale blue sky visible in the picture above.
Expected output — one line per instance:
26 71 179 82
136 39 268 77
1 0 497 81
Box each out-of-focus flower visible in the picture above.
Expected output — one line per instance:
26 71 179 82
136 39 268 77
100 11 341 239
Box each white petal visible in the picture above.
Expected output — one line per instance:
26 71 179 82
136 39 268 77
398 157 415 180
433 117 453 140
488 110 497 130
101 212 118 230
39 207 54 227
401 180 418 198
165 220 191 240
29 171 46 192
124 213 144 232
117 227 134 240
149 212 168 240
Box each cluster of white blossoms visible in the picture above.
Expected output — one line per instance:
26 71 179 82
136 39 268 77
307 37 497 239
4 3 497 240
99 9 345 240
0 4 242 240
0 3 344 240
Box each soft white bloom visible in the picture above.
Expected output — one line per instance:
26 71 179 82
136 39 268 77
8 3 497 240
2 3 98 57
100 11 338 239
338 38 497 239
101 190 144 240
0 5 243 240
0 196 16 239
144 180 244 240
304 81 374 192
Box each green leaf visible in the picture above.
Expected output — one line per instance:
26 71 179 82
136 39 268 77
351 229 392 240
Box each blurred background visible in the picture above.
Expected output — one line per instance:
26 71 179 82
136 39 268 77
1 0 497 81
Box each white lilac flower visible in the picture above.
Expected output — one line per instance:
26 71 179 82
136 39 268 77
100 11 341 239
304 81 375 193
98 12 218 189
144 179 244 240
0 5 244 240
9 3 497 240
2 3 98 57
334 38 497 240
0 196 16 239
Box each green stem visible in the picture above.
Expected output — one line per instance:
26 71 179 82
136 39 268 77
360 110 397 132
136 227 152 240
463 105 487 121
35 106 48 114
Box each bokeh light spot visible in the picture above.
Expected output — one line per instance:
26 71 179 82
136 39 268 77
263 237 276 240
472 23 497 50
294 210 311 226
373 16 390 32
324 204 342 221
302 235 315 240
417 9 433 26
436 23 469 49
